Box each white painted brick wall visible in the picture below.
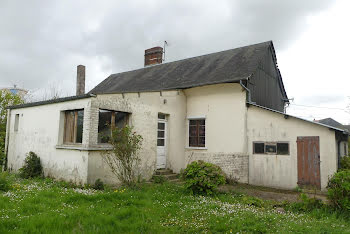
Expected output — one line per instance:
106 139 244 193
186 152 249 183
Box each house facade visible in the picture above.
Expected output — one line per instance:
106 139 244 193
5 41 348 190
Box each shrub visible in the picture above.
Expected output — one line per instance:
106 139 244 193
93 179 104 190
152 175 166 184
102 125 143 186
182 160 226 195
0 172 11 192
19 152 43 179
289 193 324 212
327 170 350 211
340 156 350 170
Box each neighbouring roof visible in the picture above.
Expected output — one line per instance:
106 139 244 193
90 41 277 94
7 94 95 110
316 118 344 129
248 102 349 134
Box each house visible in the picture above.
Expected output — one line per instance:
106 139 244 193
0 85 28 98
5 41 348 190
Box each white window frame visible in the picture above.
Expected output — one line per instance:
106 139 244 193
186 116 207 150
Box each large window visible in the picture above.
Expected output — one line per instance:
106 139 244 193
98 109 129 143
189 119 205 147
253 142 289 155
63 109 84 144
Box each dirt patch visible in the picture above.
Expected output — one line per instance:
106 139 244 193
219 183 328 203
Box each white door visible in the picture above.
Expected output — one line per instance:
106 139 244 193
157 117 167 169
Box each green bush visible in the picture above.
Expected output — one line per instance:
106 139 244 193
19 152 43 179
93 179 104 190
288 193 324 212
340 156 350 170
152 175 166 184
0 172 11 192
327 170 350 211
182 160 226 195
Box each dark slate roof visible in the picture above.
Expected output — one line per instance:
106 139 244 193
316 118 345 129
7 94 95 109
90 41 274 94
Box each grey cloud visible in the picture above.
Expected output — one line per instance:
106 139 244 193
0 0 334 95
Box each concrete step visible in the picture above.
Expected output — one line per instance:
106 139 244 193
152 173 179 181
155 169 173 175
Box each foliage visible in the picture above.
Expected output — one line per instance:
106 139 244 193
340 156 350 170
0 172 11 192
152 175 166 184
327 170 350 211
182 160 226 195
93 179 104 190
19 152 43 179
0 177 350 233
0 90 24 170
288 193 325 212
102 125 143 186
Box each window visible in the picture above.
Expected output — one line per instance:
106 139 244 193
63 109 84 144
277 143 289 155
265 143 277 154
14 114 19 132
253 142 264 154
157 122 165 146
189 119 205 147
98 109 129 143
253 142 289 155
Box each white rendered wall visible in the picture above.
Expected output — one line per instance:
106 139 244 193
247 105 337 190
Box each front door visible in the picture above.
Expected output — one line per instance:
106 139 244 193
157 117 167 169
297 136 321 189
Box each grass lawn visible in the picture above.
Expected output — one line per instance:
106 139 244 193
0 175 350 233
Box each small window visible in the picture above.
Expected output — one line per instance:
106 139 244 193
64 109 84 144
277 143 289 155
158 113 166 120
14 114 19 132
98 109 129 143
265 144 277 154
189 119 205 147
253 142 264 154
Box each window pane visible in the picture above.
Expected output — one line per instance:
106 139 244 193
198 119 205 126
254 143 264 154
158 113 166 119
64 111 75 143
189 120 197 126
189 126 197 137
199 137 205 146
265 144 277 154
189 137 198 147
98 110 112 143
157 130 165 138
157 139 164 146
199 126 205 136
115 112 128 129
158 122 165 130
76 110 84 143
277 143 289 155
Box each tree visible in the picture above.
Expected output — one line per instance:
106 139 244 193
0 90 24 170
102 125 143 186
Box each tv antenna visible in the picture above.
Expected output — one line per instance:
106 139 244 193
163 40 168 61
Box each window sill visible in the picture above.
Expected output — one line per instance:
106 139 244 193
56 145 113 151
185 147 208 150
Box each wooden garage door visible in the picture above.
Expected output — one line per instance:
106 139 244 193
297 136 321 189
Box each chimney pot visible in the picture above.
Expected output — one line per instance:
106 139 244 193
76 65 85 95
144 47 163 67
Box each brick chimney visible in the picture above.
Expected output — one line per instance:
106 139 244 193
144 47 163 66
76 65 85 95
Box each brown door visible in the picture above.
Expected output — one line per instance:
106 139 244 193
297 136 321 189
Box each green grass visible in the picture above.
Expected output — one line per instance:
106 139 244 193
0 174 350 233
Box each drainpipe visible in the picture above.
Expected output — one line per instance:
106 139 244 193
4 109 11 171
337 139 341 170
239 78 251 184
239 79 252 103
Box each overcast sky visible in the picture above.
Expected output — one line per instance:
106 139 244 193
1 0 349 124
